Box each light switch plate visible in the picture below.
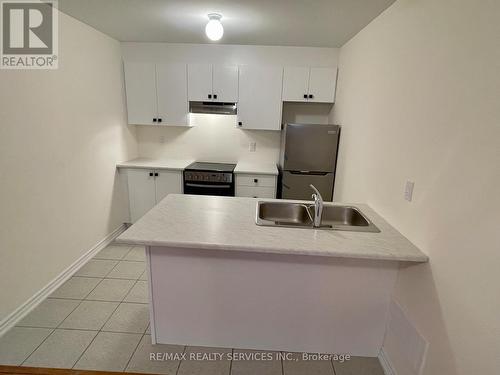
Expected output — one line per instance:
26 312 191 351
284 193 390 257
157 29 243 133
249 142 256 152
404 181 415 202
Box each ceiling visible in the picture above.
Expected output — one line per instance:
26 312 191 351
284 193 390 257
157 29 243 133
58 0 396 48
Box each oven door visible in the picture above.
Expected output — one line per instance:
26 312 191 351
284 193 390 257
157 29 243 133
184 181 235 196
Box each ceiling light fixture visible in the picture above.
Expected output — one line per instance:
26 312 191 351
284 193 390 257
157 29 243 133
205 13 223 41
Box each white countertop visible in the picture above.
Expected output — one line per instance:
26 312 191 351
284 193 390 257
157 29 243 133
117 158 278 175
116 158 194 171
117 194 428 263
234 161 279 175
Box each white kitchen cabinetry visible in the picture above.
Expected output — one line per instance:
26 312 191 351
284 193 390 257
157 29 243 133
124 62 189 126
188 64 238 102
125 169 183 223
237 66 283 131
156 64 190 126
235 174 277 198
282 66 337 103
123 62 157 125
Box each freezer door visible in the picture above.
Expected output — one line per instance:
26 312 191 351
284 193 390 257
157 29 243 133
281 171 334 201
283 124 339 172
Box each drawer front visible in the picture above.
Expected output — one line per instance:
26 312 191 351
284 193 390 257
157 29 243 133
236 174 276 187
236 186 275 198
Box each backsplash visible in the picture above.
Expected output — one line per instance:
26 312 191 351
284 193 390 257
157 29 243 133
136 114 281 163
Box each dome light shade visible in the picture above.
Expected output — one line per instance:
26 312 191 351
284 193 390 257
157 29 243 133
205 13 223 41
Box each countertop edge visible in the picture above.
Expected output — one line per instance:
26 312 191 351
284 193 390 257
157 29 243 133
116 163 186 171
115 237 429 263
234 169 279 176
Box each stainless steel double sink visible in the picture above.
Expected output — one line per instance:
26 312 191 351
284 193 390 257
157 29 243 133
255 201 380 233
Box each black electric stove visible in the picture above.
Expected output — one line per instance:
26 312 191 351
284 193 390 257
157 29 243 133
184 162 237 196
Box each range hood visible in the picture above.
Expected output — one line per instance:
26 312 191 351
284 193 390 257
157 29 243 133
189 101 237 115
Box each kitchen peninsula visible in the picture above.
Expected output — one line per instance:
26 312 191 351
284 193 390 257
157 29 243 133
117 194 427 356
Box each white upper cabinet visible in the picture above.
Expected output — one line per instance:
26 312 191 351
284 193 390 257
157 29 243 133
124 62 189 126
156 64 189 126
187 64 213 101
188 64 238 102
237 65 283 131
124 62 157 125
282 66 310 102
213 65 239 102
282 66 337 103
308 67 337 103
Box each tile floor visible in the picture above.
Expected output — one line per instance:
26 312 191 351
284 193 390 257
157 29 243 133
0 243 385 375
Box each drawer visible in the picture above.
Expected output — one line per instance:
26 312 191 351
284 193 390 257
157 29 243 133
236 186 276 198
236 174 276 188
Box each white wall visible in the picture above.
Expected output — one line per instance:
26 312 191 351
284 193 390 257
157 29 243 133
122 43 338 163
0 12 137 323
332 0 500 374
136 114 280 163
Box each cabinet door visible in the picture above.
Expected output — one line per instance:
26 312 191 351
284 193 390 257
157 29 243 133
156 64 189 126
126 169 156 223
187 64 213 102
282 66 310 102
123 62 157 125
237 66 283 131
308 67 337 103
155 170 183 203
213 65 238 102
236 186 276 198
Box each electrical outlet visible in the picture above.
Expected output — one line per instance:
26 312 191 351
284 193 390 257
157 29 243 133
249 142 256 152
404 180 415 202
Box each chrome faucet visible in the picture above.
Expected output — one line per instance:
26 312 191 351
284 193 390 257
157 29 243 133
310 184 324 228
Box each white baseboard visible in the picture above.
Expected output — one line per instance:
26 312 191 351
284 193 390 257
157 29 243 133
0 223 129 337
379 347 396 375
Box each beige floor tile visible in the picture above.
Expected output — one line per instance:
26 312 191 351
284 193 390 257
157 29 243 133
283 352 334 375
333 356 385 375
124 281 148 303
74 332 142 372
50 277 101 299
17 299 80 328
102 303 149 333
23 329 97 368
123 246 146 262
126 334 184 374
59 300 118 330
106 261 145 280
177 346 232 375
85 278 135 302
139 271 147 281
94 245 133 260
145 324 151 334
0 327 52 365
231 349 282 375
74 259 118 278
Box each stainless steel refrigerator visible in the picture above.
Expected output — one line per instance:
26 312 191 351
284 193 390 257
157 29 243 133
279 123 340 201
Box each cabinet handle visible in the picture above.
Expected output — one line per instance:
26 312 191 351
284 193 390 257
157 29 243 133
153 118 157 122
208 94 212 99
213 94 218 99
154 172 159 177
158 118 162 123
303 94 308 99
149 172 154 177
309 94 314 99
254 178 258 183
238 121 243 126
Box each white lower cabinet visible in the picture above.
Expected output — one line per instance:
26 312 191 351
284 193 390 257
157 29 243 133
125 168 182 223
235 174 277 198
